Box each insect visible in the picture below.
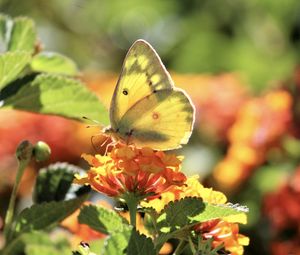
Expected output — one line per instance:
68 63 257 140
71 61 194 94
103 39 195 151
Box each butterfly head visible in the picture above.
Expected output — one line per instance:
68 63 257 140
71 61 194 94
103 125 135 146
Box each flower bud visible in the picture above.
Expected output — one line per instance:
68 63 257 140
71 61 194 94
33 141 51 162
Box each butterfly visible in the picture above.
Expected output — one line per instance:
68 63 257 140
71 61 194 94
103 39 195 151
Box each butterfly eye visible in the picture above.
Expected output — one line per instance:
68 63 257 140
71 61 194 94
122 89 128 95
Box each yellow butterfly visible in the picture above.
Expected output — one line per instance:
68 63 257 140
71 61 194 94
104 39 195 151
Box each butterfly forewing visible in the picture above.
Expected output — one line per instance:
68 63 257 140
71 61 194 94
110 40 174 128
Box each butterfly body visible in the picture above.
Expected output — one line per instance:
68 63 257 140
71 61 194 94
105 39 195 151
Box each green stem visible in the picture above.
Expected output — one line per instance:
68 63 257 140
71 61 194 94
123 193 140 227
3 141 33 242
188 236 196 254
173 240 187 255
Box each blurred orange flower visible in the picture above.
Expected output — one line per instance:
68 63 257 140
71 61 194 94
264 166 300 255
76 144 186 199
213 90 292 190
195 219 249 255
173 73 248 140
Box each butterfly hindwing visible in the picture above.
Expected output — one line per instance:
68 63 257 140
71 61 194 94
115 88 195 150
110 40 174 128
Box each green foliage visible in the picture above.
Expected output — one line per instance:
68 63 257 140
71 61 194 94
25 244 71 255
157 197 205 232
0 13 108 124
7 17 36 53
0 51 30 89
2 231 71 255
31 52 78 75
103 228 132 255
2 74 109 123
78 204 128 235
189 202 247 223
13 195 87 237
127 229 155 255
0 15 36 53
194 237 224 255
33 163 85 203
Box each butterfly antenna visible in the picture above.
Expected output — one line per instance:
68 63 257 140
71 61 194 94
82 116 106 130
82 116 100 124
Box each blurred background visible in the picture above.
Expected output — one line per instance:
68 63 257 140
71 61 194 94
1 0 300 254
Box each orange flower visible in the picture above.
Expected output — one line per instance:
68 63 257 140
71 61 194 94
195 219 249 255
214 90 292 190
76 143 186 199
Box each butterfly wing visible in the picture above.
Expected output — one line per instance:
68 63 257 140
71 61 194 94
115 88 195 150
110 40 174 128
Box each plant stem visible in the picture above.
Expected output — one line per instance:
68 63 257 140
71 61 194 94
173 240 187 255
3 141 33 242
123 193 140 228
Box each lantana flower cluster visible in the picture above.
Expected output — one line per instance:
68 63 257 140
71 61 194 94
213 90 292 190
76 143 249 255
77 144 186 199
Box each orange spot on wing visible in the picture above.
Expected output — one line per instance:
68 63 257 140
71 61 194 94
152 112 159 120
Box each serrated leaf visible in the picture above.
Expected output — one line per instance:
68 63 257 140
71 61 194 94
157 197 205 231
189 203 248 223
2 74 109 124
31 52 78 75
0 51 30 89
127 229 155 255
78 204 127 235
8 17 36 53
33 163 86 204
2 231 52 255
13 194 87 237
103 228 132 255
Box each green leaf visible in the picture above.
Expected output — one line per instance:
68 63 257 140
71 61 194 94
157 197 205 232
30 52 78 75
25 245 71 255
2 74 109 124
13 195 87 237
0 15 11 51
78 204 127 235
189 203 248 223
2 231 52 255
127 229 155 255
0 51 31 89
103 228 132 255
73 241 103 255
33 163 86 204
8 17 36 53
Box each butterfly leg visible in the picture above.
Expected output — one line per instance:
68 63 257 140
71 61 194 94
124 129 134 145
